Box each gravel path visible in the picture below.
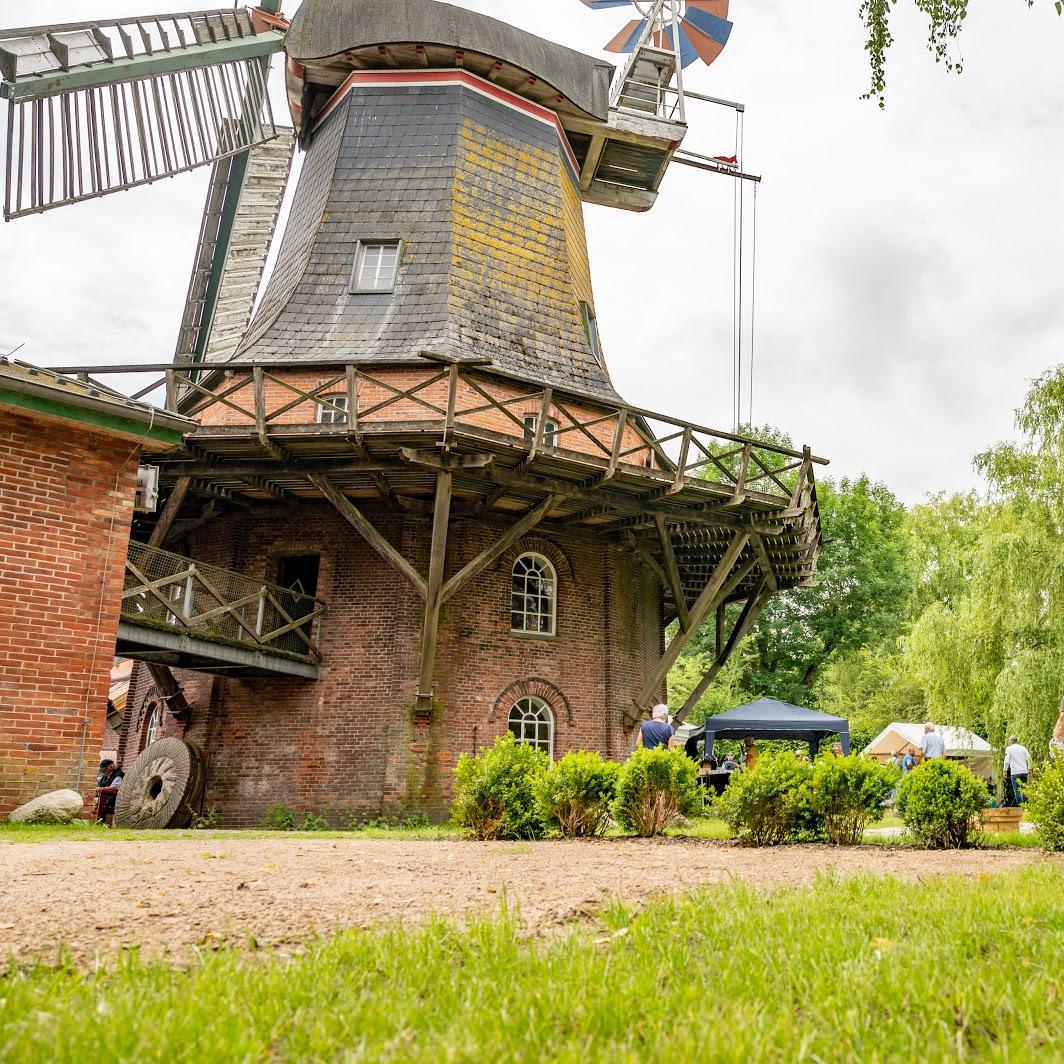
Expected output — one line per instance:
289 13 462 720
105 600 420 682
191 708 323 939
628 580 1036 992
0 836 1052 968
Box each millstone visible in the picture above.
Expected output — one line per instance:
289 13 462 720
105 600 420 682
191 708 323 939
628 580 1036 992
114 738 204 829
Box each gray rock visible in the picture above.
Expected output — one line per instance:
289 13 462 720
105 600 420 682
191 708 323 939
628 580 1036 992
7 789 85 824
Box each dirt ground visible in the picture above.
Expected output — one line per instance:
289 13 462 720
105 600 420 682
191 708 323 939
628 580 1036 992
0 835 1053 968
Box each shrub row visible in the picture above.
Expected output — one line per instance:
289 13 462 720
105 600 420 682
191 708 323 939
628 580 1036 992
452 735 699 840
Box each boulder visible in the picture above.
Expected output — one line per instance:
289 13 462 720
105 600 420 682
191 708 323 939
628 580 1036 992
7 789 85 824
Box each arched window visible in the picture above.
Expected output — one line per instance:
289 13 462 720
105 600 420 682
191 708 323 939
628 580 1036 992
511 552 556 635
142 702 162 750
508 696 554 757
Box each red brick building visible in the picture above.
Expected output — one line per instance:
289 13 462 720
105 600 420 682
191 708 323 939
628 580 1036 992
0 359 189 815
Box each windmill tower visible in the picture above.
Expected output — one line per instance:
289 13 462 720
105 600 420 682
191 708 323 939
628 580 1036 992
0 0 822 825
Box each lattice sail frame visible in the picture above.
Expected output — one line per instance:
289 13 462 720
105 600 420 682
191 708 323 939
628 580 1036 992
0 8 285 219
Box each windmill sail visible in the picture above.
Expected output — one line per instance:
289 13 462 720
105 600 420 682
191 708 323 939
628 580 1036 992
0 9 286 220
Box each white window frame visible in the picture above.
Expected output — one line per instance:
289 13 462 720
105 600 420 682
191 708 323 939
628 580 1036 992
317 393 349 425
144 704 161 749
350 240 401 294
510 551 557 636
522 414 560 449
508 696 554 758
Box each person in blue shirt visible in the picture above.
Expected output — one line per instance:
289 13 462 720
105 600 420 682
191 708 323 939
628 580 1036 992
637 703 675 751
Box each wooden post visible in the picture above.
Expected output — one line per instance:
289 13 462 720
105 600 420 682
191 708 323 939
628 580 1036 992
309 473 427 599
632 531 749 715
416 470 453 713
147 476 192 547
674 582 768 724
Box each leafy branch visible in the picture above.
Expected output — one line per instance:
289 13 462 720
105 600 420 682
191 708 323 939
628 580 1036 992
860 0 1058 107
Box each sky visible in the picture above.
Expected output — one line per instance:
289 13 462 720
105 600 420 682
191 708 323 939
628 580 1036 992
1 0 1062 503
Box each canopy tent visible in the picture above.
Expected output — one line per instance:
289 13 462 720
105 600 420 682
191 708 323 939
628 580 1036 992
684 698 850 760
862 723 993 779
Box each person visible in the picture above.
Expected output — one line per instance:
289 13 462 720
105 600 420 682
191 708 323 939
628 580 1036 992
95 759 125 827
831 741 844 758
721 752 740 772
1050 707 1064 762
888 749 901 769
1003 735 1032 806
901 746 917 774
743 737 759 770
794 747 809 764
637 703 675 751
919 723 946 760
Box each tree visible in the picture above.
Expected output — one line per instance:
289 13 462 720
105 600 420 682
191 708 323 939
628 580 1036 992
860 0 1060 107
904 366 1064 755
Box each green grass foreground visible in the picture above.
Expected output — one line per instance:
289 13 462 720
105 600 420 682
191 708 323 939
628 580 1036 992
4 867 1064 1062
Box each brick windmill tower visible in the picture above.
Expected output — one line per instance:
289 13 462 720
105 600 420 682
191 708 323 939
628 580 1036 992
0 0 823 824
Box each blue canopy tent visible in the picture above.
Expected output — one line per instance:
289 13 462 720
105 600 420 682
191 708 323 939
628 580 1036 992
685 698 851 761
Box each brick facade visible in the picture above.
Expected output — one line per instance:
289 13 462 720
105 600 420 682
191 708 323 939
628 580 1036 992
122 505 663 825
0 410 139 814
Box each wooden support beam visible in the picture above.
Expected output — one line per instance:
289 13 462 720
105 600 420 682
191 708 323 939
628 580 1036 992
416 471 453 713
147 476 192 547
631 531 750 718
253 367 287 462
440 494 560 605
145 663 192 722
308 473 427 600
750 533 778 592
654 514 690 632
674 583 769 725
579 134 607 192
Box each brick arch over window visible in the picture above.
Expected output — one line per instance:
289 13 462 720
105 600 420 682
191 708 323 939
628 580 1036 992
490 677 573 725
496 537 573 582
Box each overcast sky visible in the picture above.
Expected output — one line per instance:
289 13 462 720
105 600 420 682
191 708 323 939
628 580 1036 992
1 1 1061 503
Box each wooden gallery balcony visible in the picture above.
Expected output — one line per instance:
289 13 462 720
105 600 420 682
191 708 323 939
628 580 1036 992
60 358 825 716
119 540 326 679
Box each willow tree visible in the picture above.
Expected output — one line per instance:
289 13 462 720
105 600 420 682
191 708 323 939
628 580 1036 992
907 367 1064 755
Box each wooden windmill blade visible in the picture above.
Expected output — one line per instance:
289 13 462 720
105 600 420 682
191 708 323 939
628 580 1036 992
0 5 288 221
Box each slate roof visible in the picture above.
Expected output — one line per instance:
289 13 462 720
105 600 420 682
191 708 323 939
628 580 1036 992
233 82 624 404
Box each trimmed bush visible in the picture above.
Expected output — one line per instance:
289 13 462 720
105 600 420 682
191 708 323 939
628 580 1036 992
535 751 620 838
1026 759 1064 852
452 734 548 840
714 751 815 846
896 759 989 849
811 754 897 845
612 748 700 837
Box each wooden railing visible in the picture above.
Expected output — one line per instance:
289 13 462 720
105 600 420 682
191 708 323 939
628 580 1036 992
56 360 827 505
121 541 326 664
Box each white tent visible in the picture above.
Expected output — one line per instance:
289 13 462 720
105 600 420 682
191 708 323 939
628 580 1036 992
863 722 994 779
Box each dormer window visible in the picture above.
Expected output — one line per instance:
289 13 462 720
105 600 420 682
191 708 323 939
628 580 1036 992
350 241 400 293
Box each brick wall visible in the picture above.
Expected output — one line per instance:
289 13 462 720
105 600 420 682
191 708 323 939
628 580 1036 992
123 502 663 826
0 410 139 814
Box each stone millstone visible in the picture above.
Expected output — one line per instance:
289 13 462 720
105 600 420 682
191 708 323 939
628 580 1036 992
7 789 85 824
114 737 205 830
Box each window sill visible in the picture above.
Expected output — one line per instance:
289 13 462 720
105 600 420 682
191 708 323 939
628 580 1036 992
509 630 557 641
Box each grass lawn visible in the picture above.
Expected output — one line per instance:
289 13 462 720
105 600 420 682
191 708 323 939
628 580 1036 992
2 865 1062 1062
0 821 463 845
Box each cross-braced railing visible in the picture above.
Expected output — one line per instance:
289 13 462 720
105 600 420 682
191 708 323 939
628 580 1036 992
54 360 827 507
121 540 326 663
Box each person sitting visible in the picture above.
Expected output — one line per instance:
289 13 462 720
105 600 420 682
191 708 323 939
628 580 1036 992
831 741 845 758
720 752 740 772
95 759 124 827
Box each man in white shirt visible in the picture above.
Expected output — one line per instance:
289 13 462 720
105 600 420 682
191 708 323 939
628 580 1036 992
1003 736 1032 806
919 723 946 761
